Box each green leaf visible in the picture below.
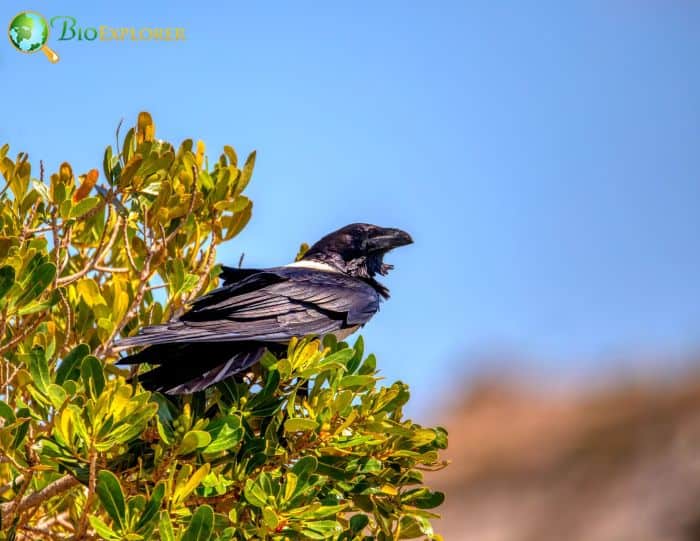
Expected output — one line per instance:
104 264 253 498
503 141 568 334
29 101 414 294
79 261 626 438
204 416 243 453
46 383 67 409
18 253 44 286
398 514 434 538
318 348 354 369
243 479 267 508
103 145 114 184
284 418 318 433
178 430 212 455
173 463 210 505
291 456 318 477
289 504 346 520
358 353 377 375
59 199 72 219
136 482 165 531
15 262 55 307
262 506 279 529
283 472 298 502
332 390 353 414
223 145 238 167
28 346 49 394
181 505 214 541
156 417 173 446
12 408 31 448
350 514 369 533
300 520 342 539
237 150 256 194
346 336 364 373
198 170 214 191
55 343 89 384
53 180 66 205
0 265 15 300
224 201 252 240
401 488 445 509
409 429 437 447
17 297 58 316
81 355 105 397
96 470 127 530
338 375 375 390
158 511 175 541
119 154 142 188
89 515 120 540
69 196 99 218
434 426 448 449
0 399 15 422
31 179 51 202
76 278 105 307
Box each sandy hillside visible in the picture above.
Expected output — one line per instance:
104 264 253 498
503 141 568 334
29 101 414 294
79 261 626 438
428 373 700 541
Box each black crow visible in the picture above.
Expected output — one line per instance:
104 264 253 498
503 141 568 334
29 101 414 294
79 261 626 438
115 223 413 394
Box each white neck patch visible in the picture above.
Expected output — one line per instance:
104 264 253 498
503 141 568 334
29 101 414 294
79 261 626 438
284 260 342 273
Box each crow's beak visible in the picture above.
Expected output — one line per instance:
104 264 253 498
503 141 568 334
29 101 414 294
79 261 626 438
366 228 414 252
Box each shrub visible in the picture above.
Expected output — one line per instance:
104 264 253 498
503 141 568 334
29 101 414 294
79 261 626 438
0 113 447 540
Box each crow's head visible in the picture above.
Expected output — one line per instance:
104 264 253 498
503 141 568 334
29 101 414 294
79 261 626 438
303 223 413 288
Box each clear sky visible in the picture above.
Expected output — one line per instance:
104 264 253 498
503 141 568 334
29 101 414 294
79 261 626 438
1 1 699 418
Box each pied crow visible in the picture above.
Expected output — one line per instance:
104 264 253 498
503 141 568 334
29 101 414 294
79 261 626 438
116 223 413 394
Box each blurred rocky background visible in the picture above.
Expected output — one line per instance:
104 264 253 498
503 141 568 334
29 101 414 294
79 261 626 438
428 360 700 541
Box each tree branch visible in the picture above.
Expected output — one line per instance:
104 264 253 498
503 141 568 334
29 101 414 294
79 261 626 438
0 475 79 522
74 451 96 539
94 265 129 273
0 314 48 357
95 246 157 357
56 212 120 286
122 218 138 271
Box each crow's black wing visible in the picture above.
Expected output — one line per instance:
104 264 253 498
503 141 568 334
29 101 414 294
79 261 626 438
219 265 264 285
117 267 380 348
125 342 268 394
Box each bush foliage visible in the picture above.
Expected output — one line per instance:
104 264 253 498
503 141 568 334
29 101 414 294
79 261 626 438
0 113 447 540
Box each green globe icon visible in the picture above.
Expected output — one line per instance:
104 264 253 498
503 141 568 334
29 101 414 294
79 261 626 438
8 11 59 63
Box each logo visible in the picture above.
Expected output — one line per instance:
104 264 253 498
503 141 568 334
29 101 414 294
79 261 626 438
8 12 186 63
8 11 59 63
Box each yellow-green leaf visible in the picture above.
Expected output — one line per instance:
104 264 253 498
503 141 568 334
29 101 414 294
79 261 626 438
284 418 318 433
69 196 99 218
174 463 210 505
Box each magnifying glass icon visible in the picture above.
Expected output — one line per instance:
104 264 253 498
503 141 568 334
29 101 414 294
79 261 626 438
8 11 59 63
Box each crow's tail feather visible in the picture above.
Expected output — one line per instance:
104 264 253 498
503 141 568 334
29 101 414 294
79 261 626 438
118 341 268 395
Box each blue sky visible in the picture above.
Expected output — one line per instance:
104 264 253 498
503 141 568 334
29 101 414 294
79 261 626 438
1 1 699 418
